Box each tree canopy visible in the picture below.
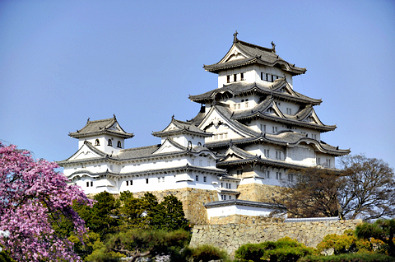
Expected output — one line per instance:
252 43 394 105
277 155 394 220
0 143 92 261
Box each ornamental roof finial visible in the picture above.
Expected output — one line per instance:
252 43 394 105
271 41 276 53
87 117 90 123
113 114 117 120
172 114 175 120
233 30 238 43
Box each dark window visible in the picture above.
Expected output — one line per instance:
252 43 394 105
90 181 93 187
196 175 199 182
146 178 149 184
108 139 112 146
227 75 230 83
271 75 274 82
117 141 122 148
261 72 263 80
86 182 89 187
266 73 269 81
126 181 129 186
240 72 244 80
203 176 207 182
95 139 100 146
130 180 133 185
233 74 237 82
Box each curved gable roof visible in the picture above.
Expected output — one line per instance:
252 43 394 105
203 37 306 75
69 115 134 139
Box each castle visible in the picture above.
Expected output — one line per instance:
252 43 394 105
59 33 349 225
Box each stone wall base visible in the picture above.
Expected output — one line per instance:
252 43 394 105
237 183 283 202
190 219 362 256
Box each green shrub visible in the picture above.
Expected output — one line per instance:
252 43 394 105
299 253 395 262
234 243 266 262
235 237 316 262
317 229 375 255
188 244 229 262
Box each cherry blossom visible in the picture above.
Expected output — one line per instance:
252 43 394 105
0 143 92 261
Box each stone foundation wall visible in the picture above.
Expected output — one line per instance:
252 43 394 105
190 219 362 256
209 215 284 225
237 183 283 202
133 188 218 225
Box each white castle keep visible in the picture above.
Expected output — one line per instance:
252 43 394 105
59 33 349 224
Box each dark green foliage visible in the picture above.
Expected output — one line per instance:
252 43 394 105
188 244 229 262
0 251 14 262
235 237 315 262
120 192 189 231
356 219 395 256
76 192 120 238
234 243 266 261
73 191 191 260
100 229 191 261
156 194 190 231
299 253 395 262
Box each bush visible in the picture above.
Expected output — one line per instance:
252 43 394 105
235 237 316 262
188 244 229 262
235 243 266 261
317 229 378 255
299 253 395 262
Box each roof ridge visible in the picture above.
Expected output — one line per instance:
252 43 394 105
87 117 114 123
120 144 161 152
236 40 274 53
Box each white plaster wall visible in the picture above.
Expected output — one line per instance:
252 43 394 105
276 101 300 116
249 120 285 134
217 65 293 88
205 124 244 142
172 135 205 148
79 135 124 155
206 204 273 219
224 95 260 111
286 145 316 167
217 65 256 88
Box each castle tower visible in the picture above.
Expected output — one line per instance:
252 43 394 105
188 33 349 202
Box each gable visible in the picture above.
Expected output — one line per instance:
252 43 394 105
153 139 184 154
265 101 284 118
303 110 322 125
108 122 122 132
68 143 104 161
219 45 249 64
163 123 181 132
222 154 244 162
199 107 252 139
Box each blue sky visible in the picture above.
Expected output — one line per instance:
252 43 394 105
0 0 394 170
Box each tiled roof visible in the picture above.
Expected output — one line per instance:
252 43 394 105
69 115 134 139
232 97 336 132
189 80 321 105
206 131 350 156
213 104 261 137
203 38 306 75
152 117 211 137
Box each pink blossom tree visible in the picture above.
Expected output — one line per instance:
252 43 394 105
0 143 92 261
